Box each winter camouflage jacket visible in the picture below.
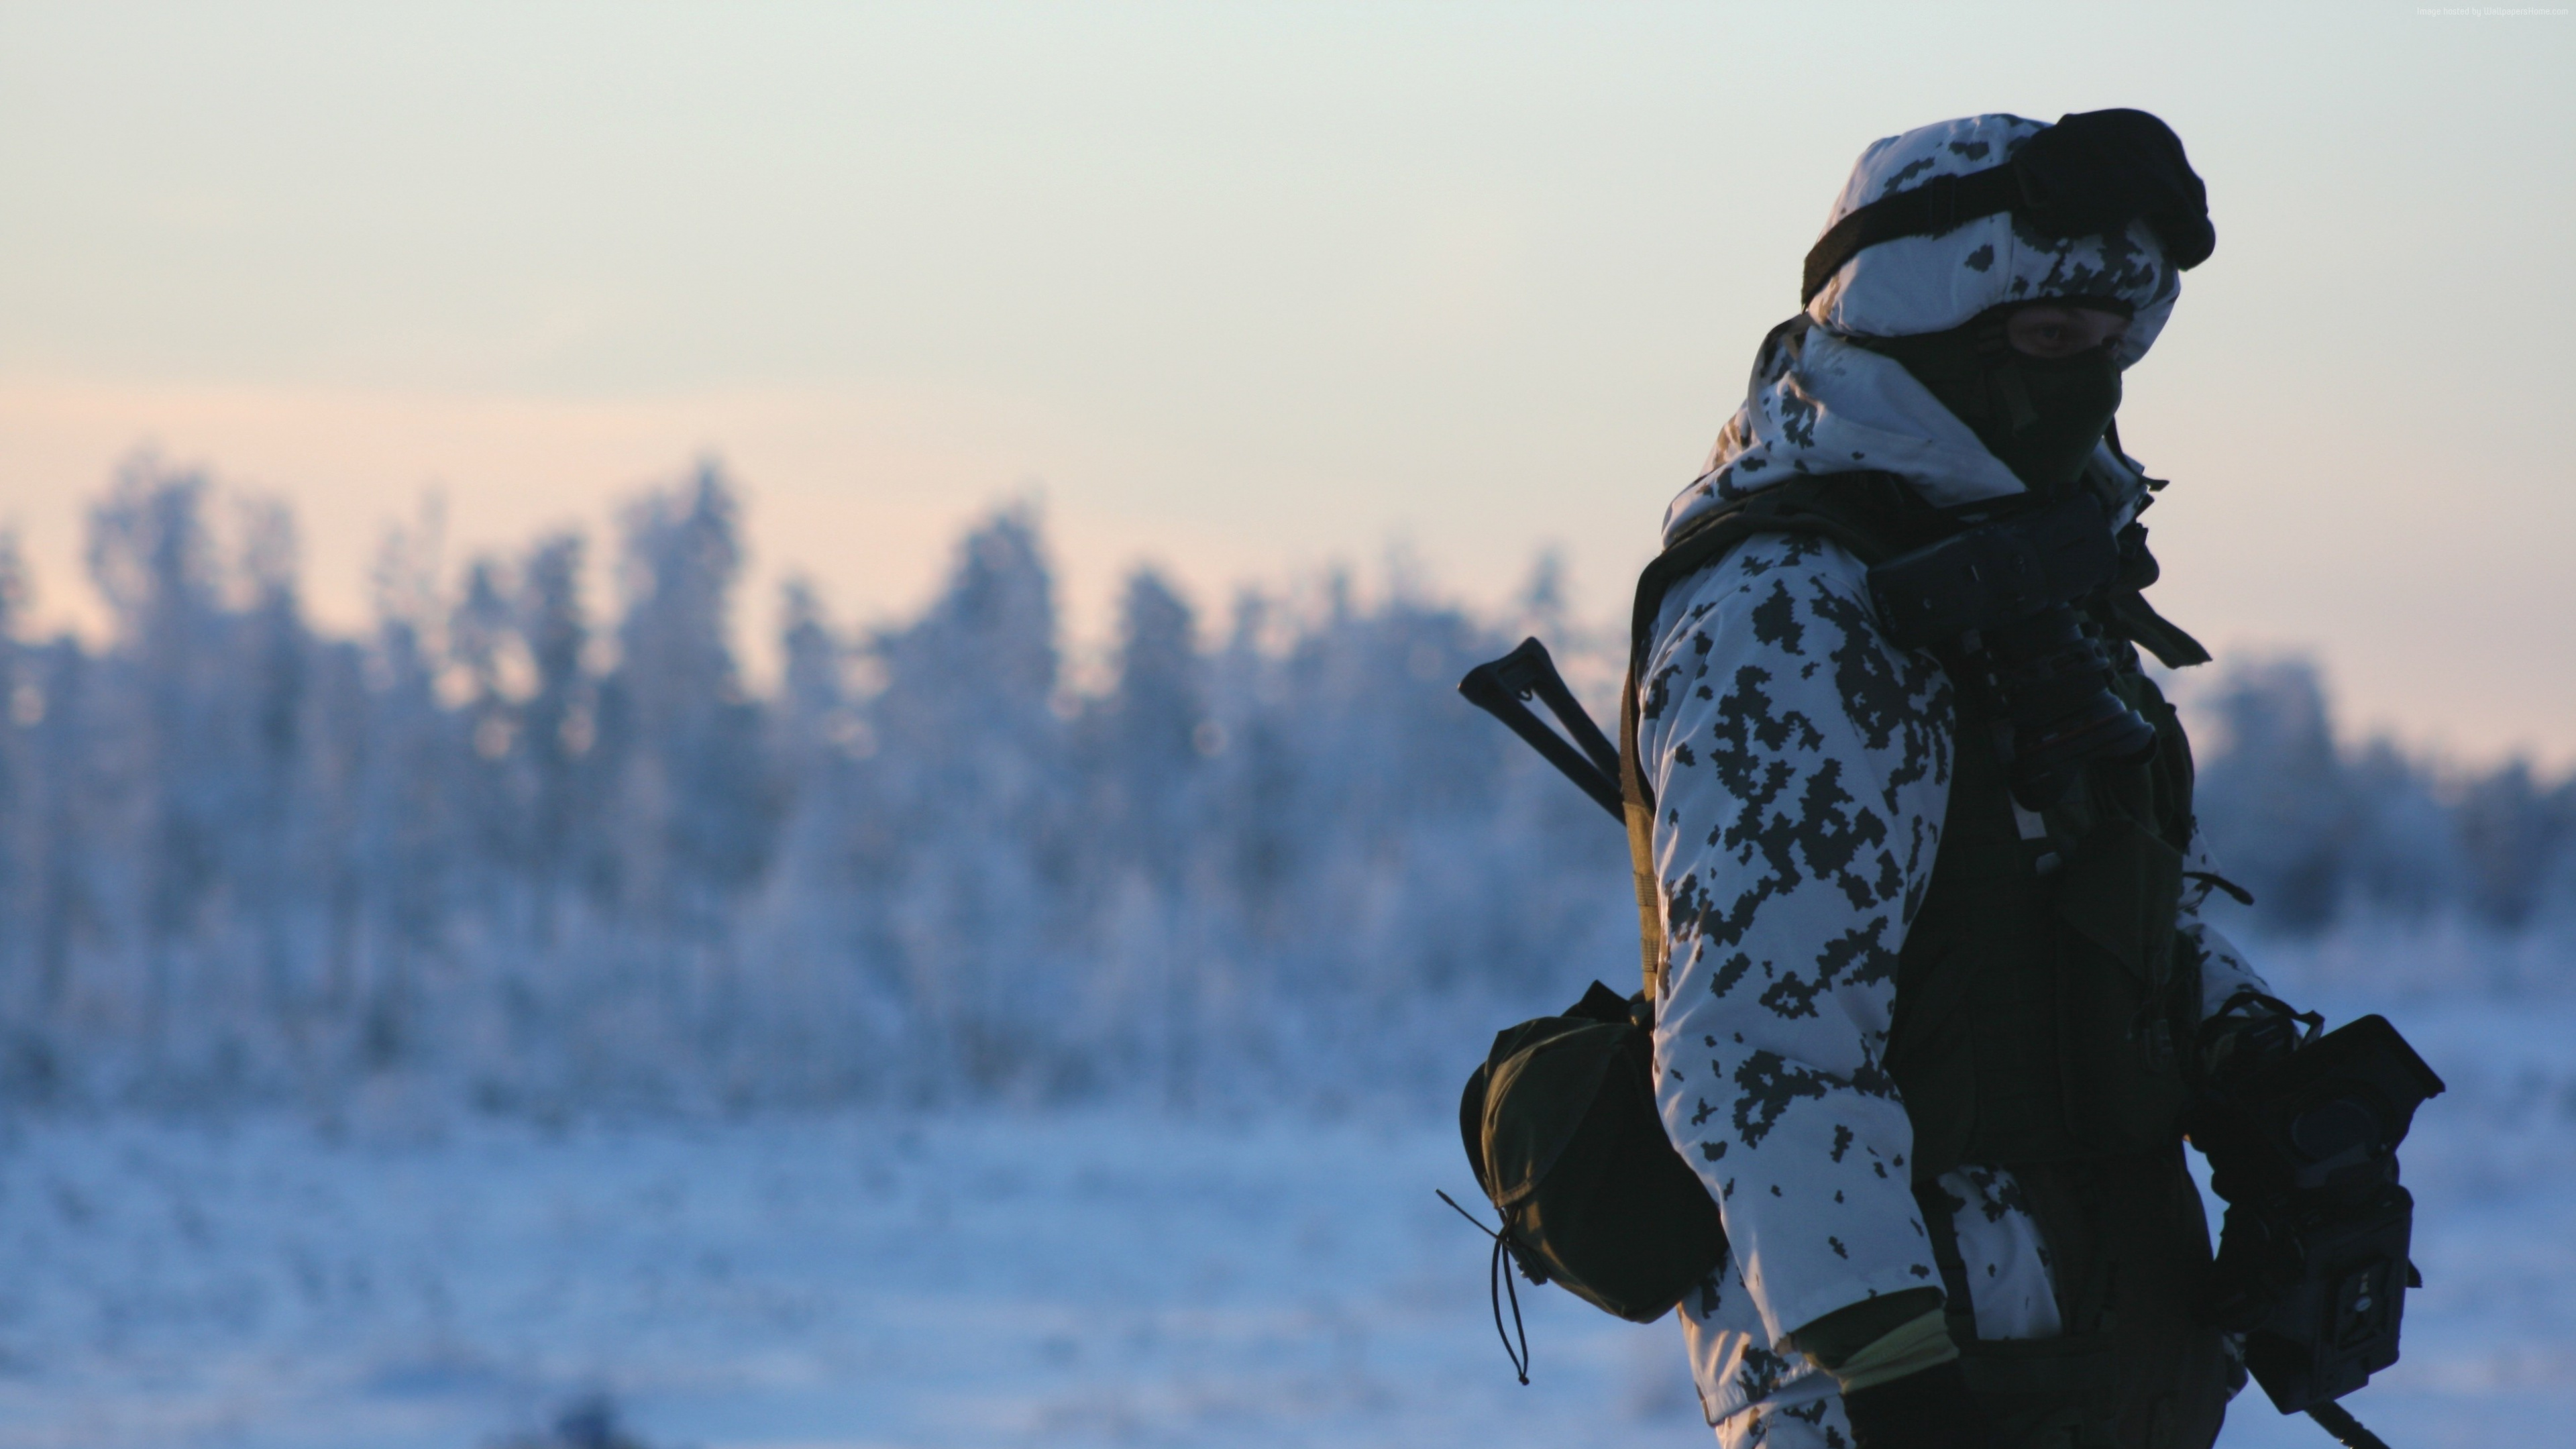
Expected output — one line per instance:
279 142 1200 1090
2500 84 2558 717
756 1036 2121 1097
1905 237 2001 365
1641 113 2273 1446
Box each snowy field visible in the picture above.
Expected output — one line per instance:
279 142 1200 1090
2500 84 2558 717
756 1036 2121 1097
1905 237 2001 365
1 986 2569 1449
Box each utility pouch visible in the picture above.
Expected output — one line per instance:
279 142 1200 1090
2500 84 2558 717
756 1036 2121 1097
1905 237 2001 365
2192 1014 2446 1413
1458 980 1729 1325
1919 1154 2231 1449
2237 1183 2418 1415
1450 640 1729 1347
1864 492 2157 810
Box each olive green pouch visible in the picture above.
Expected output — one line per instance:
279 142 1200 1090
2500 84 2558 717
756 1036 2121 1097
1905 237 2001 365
1458 980 1731 1325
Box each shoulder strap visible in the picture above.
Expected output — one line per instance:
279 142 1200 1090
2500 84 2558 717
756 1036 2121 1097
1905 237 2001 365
1615 473 1934 1002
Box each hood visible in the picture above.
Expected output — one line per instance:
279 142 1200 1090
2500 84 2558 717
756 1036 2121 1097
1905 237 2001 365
1668 113 2188 545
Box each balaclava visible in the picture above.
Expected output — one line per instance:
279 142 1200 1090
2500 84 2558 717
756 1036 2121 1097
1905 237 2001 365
1666 110 2212 543
1848 300 2129 496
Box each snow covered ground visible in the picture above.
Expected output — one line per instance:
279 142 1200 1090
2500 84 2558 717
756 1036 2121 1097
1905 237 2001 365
1 986 2569 1449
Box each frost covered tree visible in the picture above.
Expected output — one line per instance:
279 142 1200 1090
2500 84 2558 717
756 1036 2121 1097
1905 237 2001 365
0 458 2564 1112
449 555 527 930
0 531 41 1080
516 533 598 945
2455 764 2575 931
2192 659 2355 932
863 506 1079 1093
231 500 311 1022
1091 569 1203 883
612 465 775 940
354 501 458 1069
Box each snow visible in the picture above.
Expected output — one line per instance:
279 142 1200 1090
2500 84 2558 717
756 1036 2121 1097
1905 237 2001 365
0 1106 1690 1448
3 985 2569 1449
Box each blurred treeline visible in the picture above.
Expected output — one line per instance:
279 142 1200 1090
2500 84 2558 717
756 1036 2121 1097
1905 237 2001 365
2194 665 2576 936
0 460 2565 1112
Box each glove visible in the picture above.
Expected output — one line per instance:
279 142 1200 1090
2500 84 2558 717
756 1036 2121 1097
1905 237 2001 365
2204 1199 2298 1332
1842 1361 1986 1449
2191 994 2316 1328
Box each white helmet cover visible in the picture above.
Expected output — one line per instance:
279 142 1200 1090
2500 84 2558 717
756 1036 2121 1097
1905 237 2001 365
1669 113 2189 539
1807 113 2183 362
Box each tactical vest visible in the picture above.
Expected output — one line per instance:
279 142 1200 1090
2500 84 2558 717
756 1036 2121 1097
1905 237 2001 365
1617 472 2235 1447
1617 470 2208 1175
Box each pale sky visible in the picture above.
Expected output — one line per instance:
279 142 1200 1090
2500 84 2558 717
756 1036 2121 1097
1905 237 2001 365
1 2 2570 765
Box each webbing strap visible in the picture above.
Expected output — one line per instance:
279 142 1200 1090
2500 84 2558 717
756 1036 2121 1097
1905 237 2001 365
1802 110 2215 306
1803 166 2024 304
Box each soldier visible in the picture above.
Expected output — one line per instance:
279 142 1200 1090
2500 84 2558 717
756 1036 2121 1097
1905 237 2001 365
1633 111 2283 1449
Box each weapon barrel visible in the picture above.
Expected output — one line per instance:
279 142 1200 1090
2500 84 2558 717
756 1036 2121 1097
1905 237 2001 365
2305 1401 2394 1449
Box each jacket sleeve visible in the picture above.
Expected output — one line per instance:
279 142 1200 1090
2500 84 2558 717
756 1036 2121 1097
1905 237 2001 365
1640 531 1956 1344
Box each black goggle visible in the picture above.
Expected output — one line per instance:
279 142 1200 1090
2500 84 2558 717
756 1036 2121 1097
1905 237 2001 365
1801 109 2215 305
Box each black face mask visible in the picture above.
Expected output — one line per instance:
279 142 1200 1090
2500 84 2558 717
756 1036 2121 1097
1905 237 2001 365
1854 307 2123 496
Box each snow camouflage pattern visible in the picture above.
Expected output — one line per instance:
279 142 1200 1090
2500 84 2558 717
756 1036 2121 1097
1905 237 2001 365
1669 112 2186 533
1641 114 2265 1444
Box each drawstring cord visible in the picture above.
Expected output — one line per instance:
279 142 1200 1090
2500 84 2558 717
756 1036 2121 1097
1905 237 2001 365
1436 1189 1532 1385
